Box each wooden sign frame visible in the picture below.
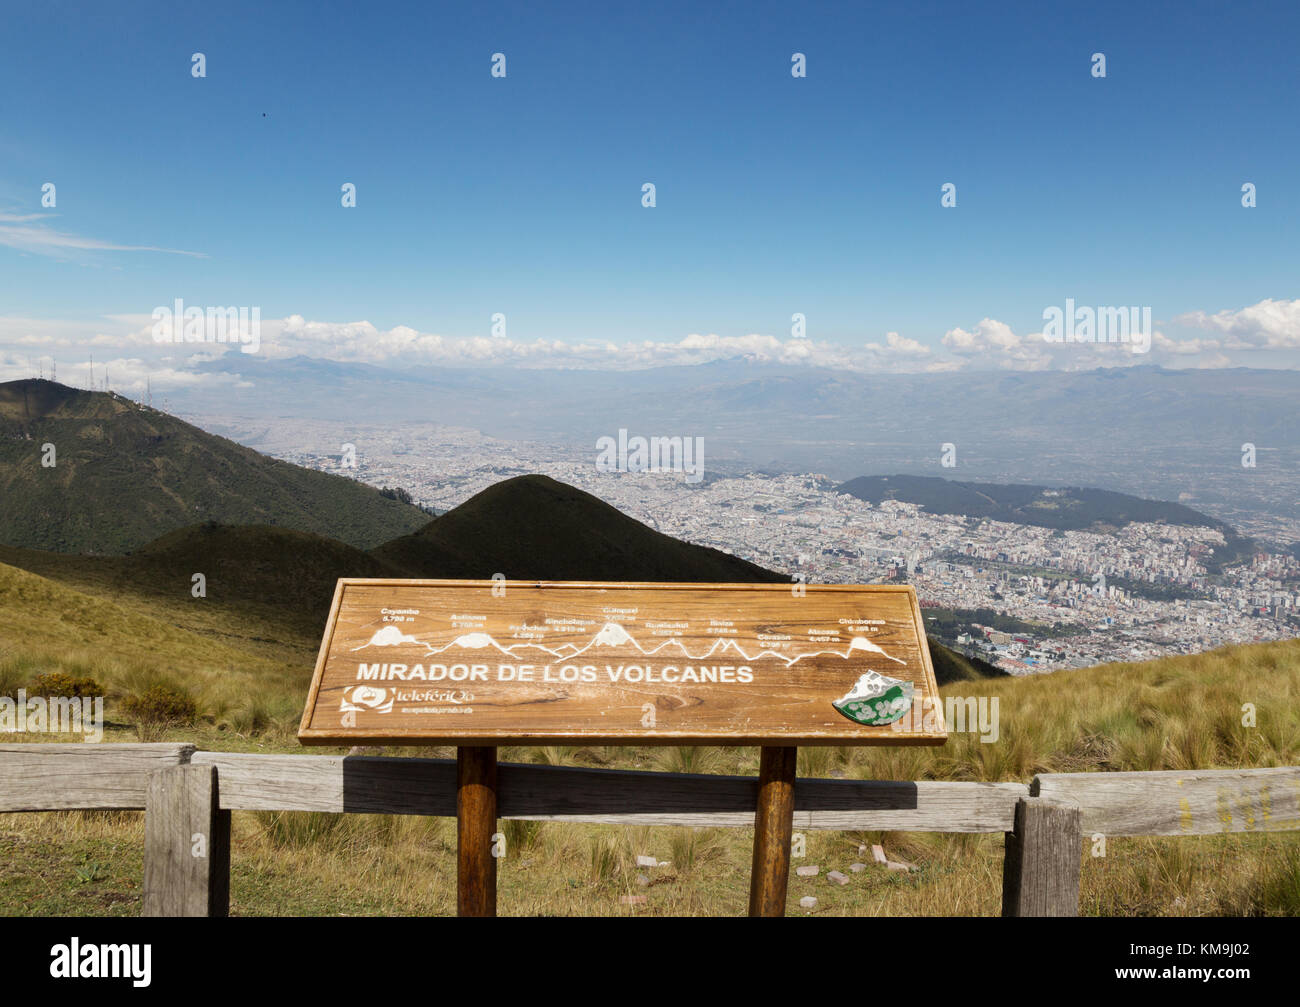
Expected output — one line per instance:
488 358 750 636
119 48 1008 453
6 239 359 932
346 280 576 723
298 579 948 917
299 580 947 747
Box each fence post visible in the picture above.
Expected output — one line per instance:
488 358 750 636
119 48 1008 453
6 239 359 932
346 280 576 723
143 764 230 917
748 745 798 917
457 746 498 917
1002 795 1081 917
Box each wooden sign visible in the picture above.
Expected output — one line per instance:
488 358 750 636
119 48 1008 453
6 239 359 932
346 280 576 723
298 580 947 746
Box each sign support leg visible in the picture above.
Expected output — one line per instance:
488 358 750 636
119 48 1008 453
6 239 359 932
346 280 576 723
748 744 797 917
457 745 498 917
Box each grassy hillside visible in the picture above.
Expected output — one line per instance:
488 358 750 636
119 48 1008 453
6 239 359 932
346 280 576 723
0 379 428 553
0 559 306 738
0 524 404 649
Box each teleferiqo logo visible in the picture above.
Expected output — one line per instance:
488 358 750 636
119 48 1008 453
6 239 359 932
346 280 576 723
339 685 394 713
49 939 151 987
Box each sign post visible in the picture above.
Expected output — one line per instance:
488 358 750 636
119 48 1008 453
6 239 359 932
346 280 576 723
748 745 797 917
300 580 946 916
456 746 497 917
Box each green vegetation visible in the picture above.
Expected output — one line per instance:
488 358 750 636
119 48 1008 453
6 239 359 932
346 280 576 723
0 379 429 553
28 671 103 698
120 683 198 742
1106 574 1213 602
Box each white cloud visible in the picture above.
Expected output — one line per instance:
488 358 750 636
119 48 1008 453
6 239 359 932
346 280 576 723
938 314 1249 370
942 319 1057 369
865 331 930 357
4 298 1298 382
1172 298 1300 349
259 320 935 372
942 318 1021 354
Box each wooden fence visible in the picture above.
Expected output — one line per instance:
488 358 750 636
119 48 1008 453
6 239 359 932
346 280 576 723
2 743 1298 917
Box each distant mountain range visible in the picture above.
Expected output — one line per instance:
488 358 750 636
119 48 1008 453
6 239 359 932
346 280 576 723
173 357 1300 459
834 474 1254 571
163 357 1300 525
0 380 429 553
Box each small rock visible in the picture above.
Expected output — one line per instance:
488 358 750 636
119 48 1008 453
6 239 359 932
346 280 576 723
826 870 850 886
886 861 914 872
849 863 867 873
619 895 647 905
871 844 887 864
858 844 868 856
636 874 651 887
799 896 818 910
635 855 658 868
795 865 820 877
657 861 670 868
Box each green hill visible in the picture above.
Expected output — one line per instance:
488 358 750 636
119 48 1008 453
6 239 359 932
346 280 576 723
0 379 429 554
371 474 785 583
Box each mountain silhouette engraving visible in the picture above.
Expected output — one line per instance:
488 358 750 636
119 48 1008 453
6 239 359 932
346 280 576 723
353 618 905 667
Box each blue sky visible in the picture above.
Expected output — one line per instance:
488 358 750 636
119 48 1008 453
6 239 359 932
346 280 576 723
1 0 1298 382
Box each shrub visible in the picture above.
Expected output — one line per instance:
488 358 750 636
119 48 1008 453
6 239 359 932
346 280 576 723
121 684 197 740
29 671 104 698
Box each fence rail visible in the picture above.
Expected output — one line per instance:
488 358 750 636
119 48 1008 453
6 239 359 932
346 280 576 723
2 743 1297 917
